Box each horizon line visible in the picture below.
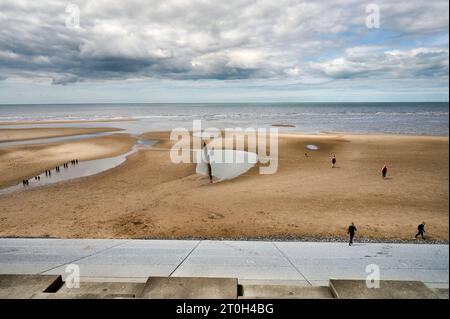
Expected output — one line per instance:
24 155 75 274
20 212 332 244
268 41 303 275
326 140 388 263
0 101 449 106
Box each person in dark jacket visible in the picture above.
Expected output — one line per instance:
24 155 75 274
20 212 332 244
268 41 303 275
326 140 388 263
207 162 213 183
331 155 336 168
203 142 213 183
415 222 426 239
381 164 388 178
348 222 357 246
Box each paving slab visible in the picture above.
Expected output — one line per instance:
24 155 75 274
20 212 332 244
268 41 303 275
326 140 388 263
41 240 198 279
172 264 304 281
189 240 284 257
140 277 238 299
177 255 292 267
275 242 448 260
171 240 306 281
0 238 128 275
0 238 126 252
297 265 448 284
425 282 450 289
239 285 333 299
1 239 448 290
31 281 145 299
120 239 200 249
43 263 178 280
284 256 448 270
238 279 310 286
69 277 148 283
329 279 440 299
429 288 449 299
0 274 62 299
0 263 59 275
274 242 449 285
309 280 331 287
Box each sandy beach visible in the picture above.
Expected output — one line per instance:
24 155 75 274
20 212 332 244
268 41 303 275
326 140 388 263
0 130 135 188
0 129 448 240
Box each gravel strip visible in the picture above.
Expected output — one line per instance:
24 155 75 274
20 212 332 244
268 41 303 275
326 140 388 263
1 236 447 245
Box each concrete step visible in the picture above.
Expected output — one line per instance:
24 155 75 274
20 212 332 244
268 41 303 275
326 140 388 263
31 281 145 299
0 274 62 299
330 279 440 299
430 288 449 299
2 275 445 299
139 277 238 299
239 284 334 299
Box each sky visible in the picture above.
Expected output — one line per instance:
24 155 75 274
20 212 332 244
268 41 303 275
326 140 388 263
0 0 448 103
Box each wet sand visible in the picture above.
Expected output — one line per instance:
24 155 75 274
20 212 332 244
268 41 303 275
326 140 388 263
0 127 122 143
0 131 448 240
0 119 135 126
0 133 136 187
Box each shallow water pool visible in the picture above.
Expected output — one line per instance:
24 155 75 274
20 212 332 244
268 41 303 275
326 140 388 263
195 149 258 181
0 139 156 195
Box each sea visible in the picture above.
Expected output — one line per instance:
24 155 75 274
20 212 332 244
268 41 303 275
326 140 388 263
0 102 448 136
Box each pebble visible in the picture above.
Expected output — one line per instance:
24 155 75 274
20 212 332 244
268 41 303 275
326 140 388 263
135 235 448 245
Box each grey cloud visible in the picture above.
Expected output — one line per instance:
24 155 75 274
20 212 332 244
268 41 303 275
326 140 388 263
310 47 449 80
0 0 448 85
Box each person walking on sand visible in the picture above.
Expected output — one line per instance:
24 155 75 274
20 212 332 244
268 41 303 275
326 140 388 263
348 222 357 246
203 142 213 183
415 222 426 240
331 155 336 168
207 162 213 183
381 164 388 179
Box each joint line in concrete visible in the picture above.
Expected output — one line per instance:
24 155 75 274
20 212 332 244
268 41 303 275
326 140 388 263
169 240 202 277
37 240 132 275
272 242 312 286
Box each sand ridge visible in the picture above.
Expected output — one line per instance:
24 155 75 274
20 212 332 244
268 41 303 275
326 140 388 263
0 127 122 143
0 119 136 126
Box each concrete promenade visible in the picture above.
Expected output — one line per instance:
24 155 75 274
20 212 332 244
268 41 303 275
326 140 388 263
0 238 448 288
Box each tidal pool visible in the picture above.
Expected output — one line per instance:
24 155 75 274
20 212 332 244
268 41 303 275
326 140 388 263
0 139 155 195
195 149 258 181
306 144 319 150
